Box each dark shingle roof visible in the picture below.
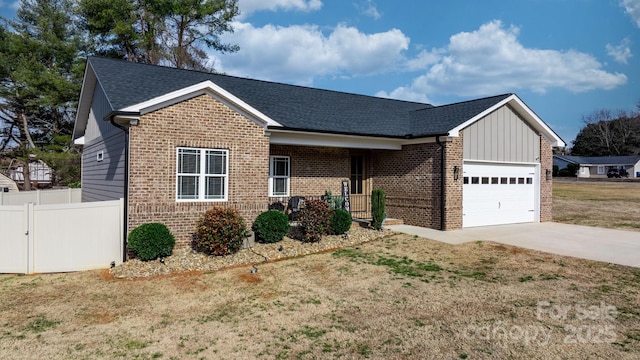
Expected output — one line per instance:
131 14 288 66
88 57 511 138
554 155 640 165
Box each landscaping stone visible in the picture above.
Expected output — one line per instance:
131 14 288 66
110 226 394 279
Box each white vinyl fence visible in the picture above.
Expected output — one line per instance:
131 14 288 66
0 199 123 274
0 188 82 205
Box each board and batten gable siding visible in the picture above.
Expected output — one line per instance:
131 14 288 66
81 84 126 202
84 85 116 144
463 105 540 163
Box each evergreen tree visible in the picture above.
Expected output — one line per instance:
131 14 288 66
0 0 84 186
79 0 239 71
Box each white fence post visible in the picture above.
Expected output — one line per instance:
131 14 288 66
26 202 35 274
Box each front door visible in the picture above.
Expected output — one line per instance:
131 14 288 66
350 155 370 218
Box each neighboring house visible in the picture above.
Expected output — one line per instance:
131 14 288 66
9 160 53 187
0 173 19 193
72 57 565 247
553 155 640 178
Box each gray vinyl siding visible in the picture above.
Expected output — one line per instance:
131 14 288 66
81 85 125 202
463 105 540 163
81 133 126 202
84 85 115 144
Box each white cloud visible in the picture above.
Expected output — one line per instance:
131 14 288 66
405 49 442 71
379 20 627 102
621 0 640 28
606 38 633 64
239 0 322 17
375 87 431 104
213 22 409 85
357 0 381 20
0 0 19 10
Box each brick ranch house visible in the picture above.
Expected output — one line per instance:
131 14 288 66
72 57 565 248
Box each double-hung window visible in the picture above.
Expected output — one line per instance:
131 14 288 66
176 147 228 201
269 156 290 197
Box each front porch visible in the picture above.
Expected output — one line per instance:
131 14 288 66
267 194 404 226
268 193 372 219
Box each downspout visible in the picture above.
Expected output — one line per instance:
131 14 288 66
436 136 446 230
110 119 130 263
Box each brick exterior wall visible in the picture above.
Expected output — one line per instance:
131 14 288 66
128 95 270 247
370 143 442 229
444 135 463 230
270 145 349 197
369 137 464 231
539 135 553 222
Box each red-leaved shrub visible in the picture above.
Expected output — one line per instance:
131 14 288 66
192 207 249 256
298 199 332 242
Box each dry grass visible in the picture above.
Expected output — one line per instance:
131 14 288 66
1 181 639 359
553 181 640 231
1 234 639 359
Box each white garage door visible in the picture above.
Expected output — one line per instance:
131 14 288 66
463 162 537 227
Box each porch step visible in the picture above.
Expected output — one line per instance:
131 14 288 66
384 218 404 226
352 218 404 228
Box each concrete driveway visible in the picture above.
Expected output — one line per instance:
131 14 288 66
386 222 640 268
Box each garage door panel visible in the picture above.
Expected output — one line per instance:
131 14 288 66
463 163 537 227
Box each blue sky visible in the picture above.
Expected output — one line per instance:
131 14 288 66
2 0 640 146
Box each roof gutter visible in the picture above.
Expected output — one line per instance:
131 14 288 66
267 125 447 141
104 111 140 124
105 111 139 262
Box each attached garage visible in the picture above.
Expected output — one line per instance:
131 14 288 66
459 102 546 228
462 162 538 227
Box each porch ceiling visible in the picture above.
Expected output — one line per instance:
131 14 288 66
268 129 439 150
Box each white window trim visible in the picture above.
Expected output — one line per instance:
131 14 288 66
176 147 229 202
597 166 605 175
269 156 290 197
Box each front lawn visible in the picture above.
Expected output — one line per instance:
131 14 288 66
1 233 639 359
553 181 640 231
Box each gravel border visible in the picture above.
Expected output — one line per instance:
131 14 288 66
110 226 395 279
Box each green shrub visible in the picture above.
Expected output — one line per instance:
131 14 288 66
324 189 344 210
552 165 559 177
298 199 332 243
567 163 579 177
128 223 175 261
68 181 81 189
192 207 249 256
371 189 386 230
558 168 570 177
253 210 290 243
330 208 352 235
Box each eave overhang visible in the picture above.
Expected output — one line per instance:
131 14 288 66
267 128 443 150
448 94 566 147
119 80 282 129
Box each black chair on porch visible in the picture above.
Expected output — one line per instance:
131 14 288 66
287 196 306 221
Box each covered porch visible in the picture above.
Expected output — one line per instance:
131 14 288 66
268 194 372 220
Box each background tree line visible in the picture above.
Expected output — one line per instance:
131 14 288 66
571 101 640 156
0 0 238 189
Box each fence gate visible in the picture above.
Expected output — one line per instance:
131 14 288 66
0 199 123 274
0 205 29 273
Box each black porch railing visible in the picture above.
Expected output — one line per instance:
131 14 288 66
268 194 371 220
